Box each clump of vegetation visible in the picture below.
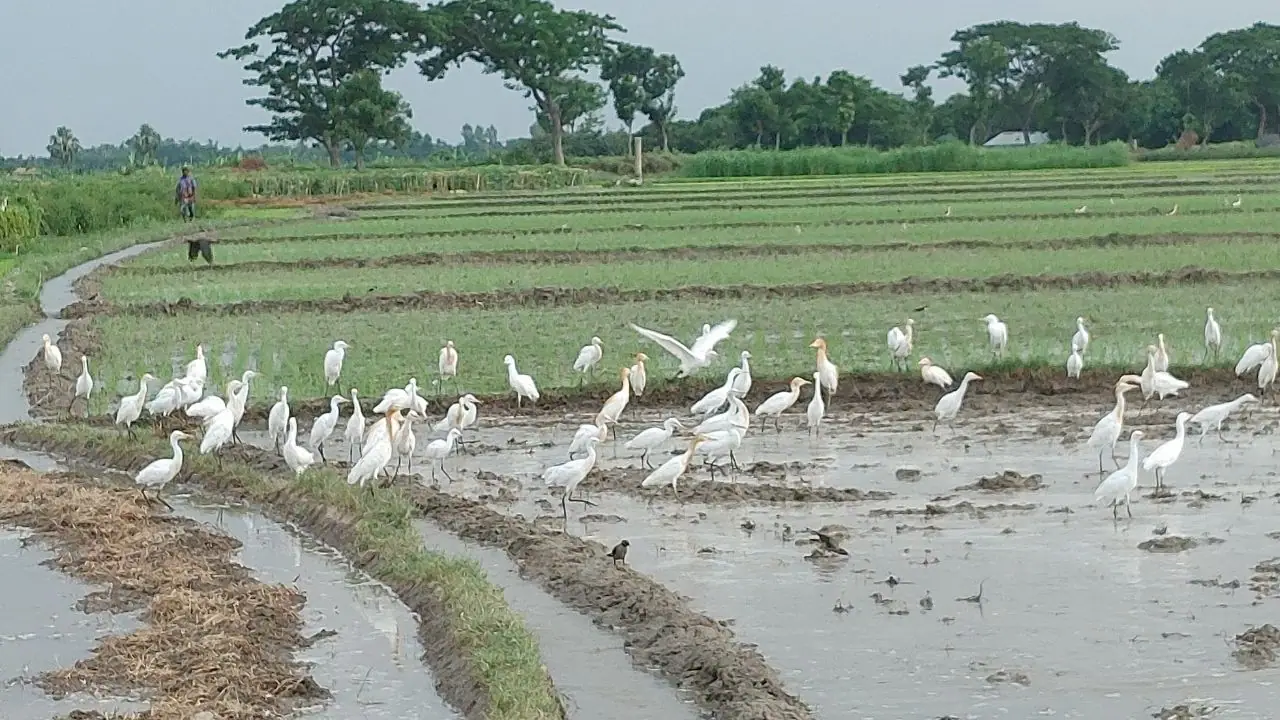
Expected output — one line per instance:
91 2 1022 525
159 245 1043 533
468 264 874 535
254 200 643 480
234 165 593 195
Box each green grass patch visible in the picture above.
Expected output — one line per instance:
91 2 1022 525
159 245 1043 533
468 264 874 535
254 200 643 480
82 279 1280 407
214 166 593 196
7 422 564 720
100 237 1280 305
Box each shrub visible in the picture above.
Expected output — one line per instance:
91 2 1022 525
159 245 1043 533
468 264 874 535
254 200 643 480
0 196 42 253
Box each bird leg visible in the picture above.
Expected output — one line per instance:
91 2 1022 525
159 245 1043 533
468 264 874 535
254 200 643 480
567 494 597 507
641 450 652 469
155 490 174 511
127 425 137 441
729 450 741 471
392 457 401 480
1110 448 1120 469
1125 495 1133 518
439 461 453 482
232 426 242 445
317 443 327 463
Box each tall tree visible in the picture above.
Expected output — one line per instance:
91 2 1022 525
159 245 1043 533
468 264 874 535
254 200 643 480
127 124 162 165
900 65 935 144
1047 61 1129 144
825 71 872 146
332 69 413 170
636 50 684 152
1200 23 1280 138
532 78 606 136
1158 49 1243 144
219 0 433 167
47 126 81 168
600 45 646 147
936 35 1007 144
419 0 622 165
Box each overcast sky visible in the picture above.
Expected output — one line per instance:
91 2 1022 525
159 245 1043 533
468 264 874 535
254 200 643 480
3 1 1276 156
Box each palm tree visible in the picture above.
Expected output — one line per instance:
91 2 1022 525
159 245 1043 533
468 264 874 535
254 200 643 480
128 124 162 165
47 126 81 168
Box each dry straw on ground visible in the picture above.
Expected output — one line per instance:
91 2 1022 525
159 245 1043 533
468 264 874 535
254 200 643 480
0 465 325 718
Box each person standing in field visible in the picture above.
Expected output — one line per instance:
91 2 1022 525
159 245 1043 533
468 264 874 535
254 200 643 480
176 167 213 264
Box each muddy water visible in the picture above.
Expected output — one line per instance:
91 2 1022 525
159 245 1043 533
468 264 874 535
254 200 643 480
0 240 167 425
415 518 699 720
250 405 1280 718
174 499 462 720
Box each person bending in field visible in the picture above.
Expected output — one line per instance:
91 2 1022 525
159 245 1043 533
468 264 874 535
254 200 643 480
176 167 214 265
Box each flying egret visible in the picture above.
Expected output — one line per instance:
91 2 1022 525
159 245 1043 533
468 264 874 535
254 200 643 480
629 353 649 397
344 388 366 463
982 315 1008 357
753 377 811 432
41 334 62 374
1142 412 1191 492
918 357 952 390
629 319 737 378
1189 393 1258 444
1204 308 1222 361
348 410 400 490
503 355 540 409
324 340 350 393
438 340 459 394
1072 317 1090 354
115 373 156 440
71 355 93 416
806 370 826 437
1093 430 1145 520
134 430 191 510
423 428 463 483
282 417 316 477
1067 343 1083 379
933 372 982 432
542 436 601 522
625 418 685 468
309 394 349 462
572 336 604 382
1236 330 1279 376
568 421 607 460
641 435 707 497
887 319 914 371
268 386 290 453
810 337 839 401
1086 381 1137 472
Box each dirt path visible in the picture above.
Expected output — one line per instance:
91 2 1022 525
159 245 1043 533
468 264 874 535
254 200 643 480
0 462 325 718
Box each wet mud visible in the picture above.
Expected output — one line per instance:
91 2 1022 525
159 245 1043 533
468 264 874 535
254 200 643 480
105 231 1280 278
61 265 1280 318
576 466 893 504
1233 624 1280 669
0 463 325 718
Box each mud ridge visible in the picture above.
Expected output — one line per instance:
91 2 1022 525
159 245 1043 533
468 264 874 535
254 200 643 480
581 466 889 504
62 265 1280 319
24 318 1264 424
0 463 325 717
102 232 1280 278
221 205 1280 244
1 428 813 720
348 174 1280 212
0 428 546 720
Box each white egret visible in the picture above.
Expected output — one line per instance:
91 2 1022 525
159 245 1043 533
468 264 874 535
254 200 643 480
71 355 93 416
1142 412 1191 492
438 340 459 393
1086 381 1137 472
1067 343 1083 379
629 319 737 377
933 372 982 432
229 370 258 443
344 388 366 463
348 410 400 490
1151 333 1171 372
1138 348 1189 405
642 435 707 496
324 340 350 392
753 377 811 432
114 373 156 440
1190 393 1258 444
699 427 744 479
374 378 427 415
1236 329 1279 376
268 386 290 453
1075 205 1088 213
691 368 741 416
694 396 750 436
503 355 540 409
309 394 349 462
918 357 952 390
625 418 685 468
1072 317 1090 354
433 393 479 454
1232 194 1243 208
810 337 839 400
806 371 826 437
184 380 233 423
183 344 207 384
200 402 237 465
1093 430 1145 520
1259 339 1279 396
982 315 1008 357
391 411 422 477
887 319 914 371
423 428 463 482
729 351 752 397
282 417 315 477
595 367 632 432
629 353 649 397
134 430 191 509
41 334 62 374
568 421 607 460
572 336 604 381
147 375 202 420
1204 308 1222 361
542 436 601 522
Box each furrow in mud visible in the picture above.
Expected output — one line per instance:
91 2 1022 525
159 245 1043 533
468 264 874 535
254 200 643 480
103 232 1280 277
568 466 891 504
61 266 1280 318
220 205 1280 244
1 428 814 720
346 175 1280 212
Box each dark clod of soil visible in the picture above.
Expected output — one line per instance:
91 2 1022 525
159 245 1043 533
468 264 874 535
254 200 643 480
894 467 922 482
1138 536 1223 553
1153 704 1217 720
984 669 1031 686
1232 624 1280 669
956 470 1045 492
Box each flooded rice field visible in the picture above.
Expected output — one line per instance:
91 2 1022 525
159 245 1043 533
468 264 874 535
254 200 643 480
245 401 1280 718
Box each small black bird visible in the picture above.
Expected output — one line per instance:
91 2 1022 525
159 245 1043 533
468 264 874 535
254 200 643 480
609 540 630 567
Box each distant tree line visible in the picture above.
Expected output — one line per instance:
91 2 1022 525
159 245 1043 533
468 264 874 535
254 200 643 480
9 5 1280 169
